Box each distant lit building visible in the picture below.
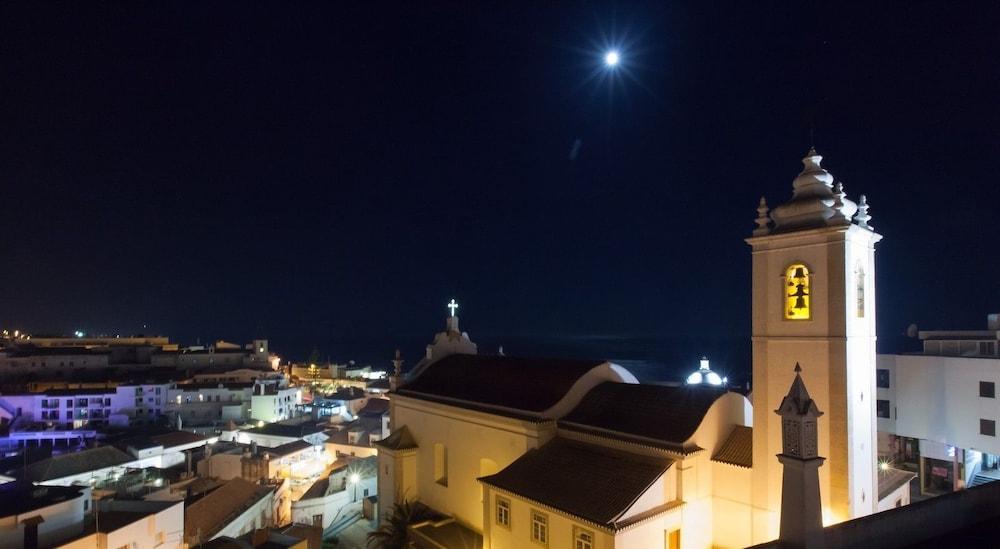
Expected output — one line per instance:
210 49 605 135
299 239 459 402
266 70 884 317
877 313 1000 496
686 357 727 386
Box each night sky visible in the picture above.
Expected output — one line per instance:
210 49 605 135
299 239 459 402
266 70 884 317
1 3 998 372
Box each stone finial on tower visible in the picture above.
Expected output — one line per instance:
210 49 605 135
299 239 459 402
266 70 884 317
776 363 825 548
827 182 850 226
390 349 404 391
754 197 772 235
854 195 872 230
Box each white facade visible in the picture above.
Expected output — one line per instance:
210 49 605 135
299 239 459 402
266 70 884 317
60 501 185 549
166 383 252 426
877 353 1000 455
0 486 91 549
0 383 170 429
250 385 301 423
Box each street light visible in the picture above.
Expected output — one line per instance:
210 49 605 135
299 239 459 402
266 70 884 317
349 473 360 502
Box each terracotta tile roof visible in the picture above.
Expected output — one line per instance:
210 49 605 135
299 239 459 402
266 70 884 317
245 422 326 439
357 398 390 416
878 467 917 501
0 482 87 516
263 440 314 457
184 477 273 542
479 438 671 528
374 425 417 451
150 431 208 449
398 354 605 413
560 382 728 451
712 425 753 468
410 518 483 549
23 446 133 481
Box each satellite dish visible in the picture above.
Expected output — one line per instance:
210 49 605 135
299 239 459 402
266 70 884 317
906 323 919 338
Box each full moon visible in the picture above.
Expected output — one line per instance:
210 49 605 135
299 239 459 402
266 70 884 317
604 50 620 67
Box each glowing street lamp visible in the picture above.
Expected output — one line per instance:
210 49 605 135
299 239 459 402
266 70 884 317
349 473 360 502
604 50 620 67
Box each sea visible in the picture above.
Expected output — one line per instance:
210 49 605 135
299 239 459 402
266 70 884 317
292 332 918 389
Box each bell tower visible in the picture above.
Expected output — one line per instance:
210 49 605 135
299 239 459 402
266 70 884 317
747 149 881 539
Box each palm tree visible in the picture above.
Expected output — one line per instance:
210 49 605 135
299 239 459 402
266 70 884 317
366 499 435 548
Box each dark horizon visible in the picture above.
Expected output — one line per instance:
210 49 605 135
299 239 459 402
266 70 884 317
1 2 997 364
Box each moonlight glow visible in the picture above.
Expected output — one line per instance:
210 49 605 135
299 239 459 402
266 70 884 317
604 50 620 66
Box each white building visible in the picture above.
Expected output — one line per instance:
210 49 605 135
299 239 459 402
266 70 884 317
166 382 253 427
877 313 1000 495
60 500 185 549
290 456 377 530
0 382 171 431
184 477 276 544
0 482 92 549
249 383 301 423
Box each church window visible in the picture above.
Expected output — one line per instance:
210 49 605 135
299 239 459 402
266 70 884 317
856 267 866 318
434 443 448 486
574 527 594 549
530 511 548 545
495 497 510 528
784 264 811 320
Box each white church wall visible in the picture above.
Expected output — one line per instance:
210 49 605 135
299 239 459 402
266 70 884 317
392 394 554 532
711 461 754 549
612 506 686 548
484 488 615 549
620 467 676 522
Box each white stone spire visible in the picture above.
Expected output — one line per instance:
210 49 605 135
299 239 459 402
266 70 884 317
776 363 825 549
754 196 772 236
854 195 872 229
827 182 850 226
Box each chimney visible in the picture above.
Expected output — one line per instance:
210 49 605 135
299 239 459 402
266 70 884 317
776 363 825 549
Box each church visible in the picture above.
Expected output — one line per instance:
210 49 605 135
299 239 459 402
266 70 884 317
375 149 912 548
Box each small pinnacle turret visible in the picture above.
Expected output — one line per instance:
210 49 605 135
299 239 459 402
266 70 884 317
854 195 872 229
754 197 772 236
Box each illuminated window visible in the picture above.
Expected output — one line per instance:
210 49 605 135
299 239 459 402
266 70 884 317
495 497 510 528
531 511 548 545
784 264 811 320
574 528 594 549
856 267 866 318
